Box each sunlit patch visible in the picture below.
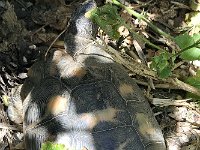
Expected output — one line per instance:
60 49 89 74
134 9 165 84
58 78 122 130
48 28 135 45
47 96 68 115
59 63 86 80
82 146 88 150
95 107 118 122
119 83 134 97
50 49 69 76
70 66 87 78
51 49 66 63
80 108 119 129
80 113 98 129
136 113 157 136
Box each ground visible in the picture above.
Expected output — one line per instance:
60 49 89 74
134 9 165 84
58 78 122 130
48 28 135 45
0 0 200 149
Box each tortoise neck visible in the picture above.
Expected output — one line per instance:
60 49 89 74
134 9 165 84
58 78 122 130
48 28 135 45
64 0 97 56
64 34 94 56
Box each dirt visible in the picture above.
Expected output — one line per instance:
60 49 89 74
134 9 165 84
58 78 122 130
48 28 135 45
0 0 199 150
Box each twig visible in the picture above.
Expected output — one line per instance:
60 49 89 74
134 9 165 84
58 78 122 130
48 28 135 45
172 61 186 70
132 40 146 64
0 123 22 131
135 79 179 89
101 43 200 97
44 27 67 60
169 78 200 97
127 47 140 61
152 98 190 106
104 44 158 79
31 24 48 36
151 98 200 113
111 0 174 40
126 24 165 51
132 40 155 89
132 0 154 6
170 1 191 9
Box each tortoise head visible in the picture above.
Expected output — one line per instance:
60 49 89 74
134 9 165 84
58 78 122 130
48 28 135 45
64 0 97 56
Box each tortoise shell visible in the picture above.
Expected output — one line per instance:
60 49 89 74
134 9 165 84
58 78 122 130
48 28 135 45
21 0 166 149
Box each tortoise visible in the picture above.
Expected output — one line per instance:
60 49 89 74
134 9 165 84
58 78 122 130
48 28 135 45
16 0 167 149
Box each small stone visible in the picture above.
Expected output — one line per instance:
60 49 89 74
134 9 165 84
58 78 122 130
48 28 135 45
168 19 174 26
18 73 27 79
29 45 37 50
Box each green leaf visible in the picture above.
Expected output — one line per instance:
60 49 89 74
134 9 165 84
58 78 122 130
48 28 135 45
175 33 200 60
159 66 172 78
185 70 200 101
150 52 172 78
41 142 66 150
88 4 124 39
186 70 200 88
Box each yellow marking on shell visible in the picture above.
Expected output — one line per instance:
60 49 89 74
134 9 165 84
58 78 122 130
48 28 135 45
48 96 68 115
51 49 72 63
50 49 64 76
80 108 118 129
49 49 86 78
119 83 134 97
80 113 98 129
50 49 71 76
65 65 86 79
136 113 157 136
95 107 118 122
72 67 87 78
